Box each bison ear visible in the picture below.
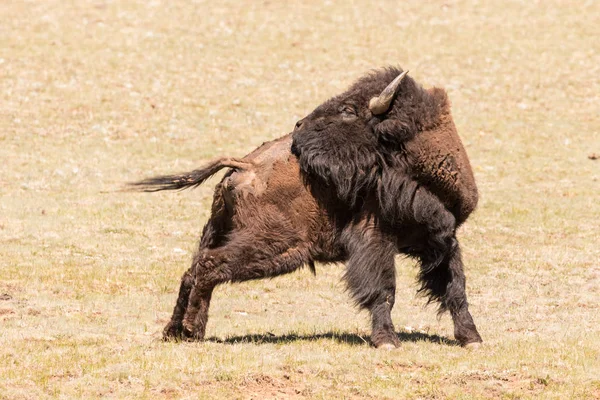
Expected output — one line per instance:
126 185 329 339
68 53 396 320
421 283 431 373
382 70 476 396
374 118 417 145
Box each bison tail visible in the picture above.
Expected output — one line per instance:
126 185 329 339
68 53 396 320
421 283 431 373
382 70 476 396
128 158 253 192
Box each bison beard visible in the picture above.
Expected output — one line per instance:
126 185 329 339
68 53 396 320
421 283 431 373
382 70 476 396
132 68 482 348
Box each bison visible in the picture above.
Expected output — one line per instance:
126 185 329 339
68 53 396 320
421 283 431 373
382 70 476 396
132 67 482 349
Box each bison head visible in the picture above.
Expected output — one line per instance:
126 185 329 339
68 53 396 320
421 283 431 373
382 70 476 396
291 67 478 226
292 67 442 206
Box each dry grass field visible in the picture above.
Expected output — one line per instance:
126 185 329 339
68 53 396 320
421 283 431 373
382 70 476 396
1 0 599 398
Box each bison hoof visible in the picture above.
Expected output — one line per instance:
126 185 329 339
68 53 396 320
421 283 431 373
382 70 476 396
162 322 184 341
181 324 205 341
376 342 399 350
464 341 482 350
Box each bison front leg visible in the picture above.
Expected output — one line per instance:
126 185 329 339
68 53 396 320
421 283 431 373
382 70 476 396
442 243 482 347
418 240 482 347
343 229 400 349
412 189 482 347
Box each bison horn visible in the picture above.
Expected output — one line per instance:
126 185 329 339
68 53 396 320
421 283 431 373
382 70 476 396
368 70 409 115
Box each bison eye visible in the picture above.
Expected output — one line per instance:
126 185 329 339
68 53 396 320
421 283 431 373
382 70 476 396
339 105 357 121
339 105 356 115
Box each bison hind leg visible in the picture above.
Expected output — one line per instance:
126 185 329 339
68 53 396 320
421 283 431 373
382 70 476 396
180 230 313 341
163 206 229 341
162 268 195 340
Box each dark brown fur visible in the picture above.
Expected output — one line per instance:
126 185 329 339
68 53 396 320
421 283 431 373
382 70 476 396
132 68 482 348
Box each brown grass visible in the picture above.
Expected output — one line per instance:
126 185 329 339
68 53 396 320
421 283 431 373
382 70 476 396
1 0 599 398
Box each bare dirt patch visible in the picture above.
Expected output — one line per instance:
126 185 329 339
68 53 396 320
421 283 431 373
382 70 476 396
239 374 308 400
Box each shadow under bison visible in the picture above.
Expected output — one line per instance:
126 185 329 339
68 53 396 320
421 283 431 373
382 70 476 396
207 331 459 347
